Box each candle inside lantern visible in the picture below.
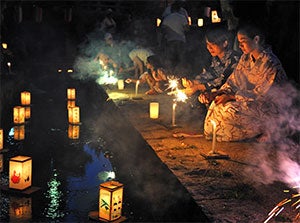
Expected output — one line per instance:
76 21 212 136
149 102 159 119
135 80 140 96
13 106 25 124
211 120 217 153
198 18 204 27
0 128 3 150
67 88 76 100
117 80 124 90
172 99 177 126
21 91 31 105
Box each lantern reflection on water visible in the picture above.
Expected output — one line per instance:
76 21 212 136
14 125 25 141
99 180 123 221
68 106 80 124
25 106 31 119
68 124 80 139
9 196 32 221
13 106 25 124
9 155 32 190
21 91 31 105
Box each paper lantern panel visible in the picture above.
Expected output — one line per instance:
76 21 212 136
13 106 25 124
9 156 32 190
21 91 31 105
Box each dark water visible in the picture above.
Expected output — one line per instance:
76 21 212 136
0 70 209 222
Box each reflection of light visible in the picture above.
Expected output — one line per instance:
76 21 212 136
44 169 64 219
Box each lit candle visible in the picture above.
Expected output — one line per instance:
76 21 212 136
172 99 177 126
135 80 140 96
211 120 217 153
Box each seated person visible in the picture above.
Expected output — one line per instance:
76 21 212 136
125 55 168 95
198 23 287 142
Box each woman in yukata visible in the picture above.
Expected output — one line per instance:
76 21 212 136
199 23 288 142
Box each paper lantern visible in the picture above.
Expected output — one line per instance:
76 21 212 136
99 181 123 221
9 197 32 221
13 106 25 124
2 43 8 49
21 91 31 105
67 88 76 100
9 156 32 190
198 18 204 27
25 107 31 119
188 16 192 26
156 18 161 27
0 128 3 150
0 154 3 172
211 10 221 23
67 100 76 109
68 124 80 139
14 125 25 141
117 80 124 90
68 106 80 124
149 102 159 119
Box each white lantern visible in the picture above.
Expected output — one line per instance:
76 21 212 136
117 80 124 90
9 156 32 190
14 125 25 141
68 124 80 139
198 18 204 27
0 128 3 150
13 106 25 124
99 181 123 221
21 91 31 105
67 88 76 100
149 102 159 119
68 106 80 124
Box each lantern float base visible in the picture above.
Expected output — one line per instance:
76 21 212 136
88 211 127 222
202 150 230 160
0 185 41 195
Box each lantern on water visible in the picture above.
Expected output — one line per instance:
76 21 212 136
0 128 3 150
0 154 3 172
13 106 25 124
99 181 123 221
117 80 124 90
149 102 159 119
67 88 76 100
211 10 221 23
25 107 31 119
156 18 161 27
68 124 80 139
68 106 80 124
14 125 25 141
21 91 31 105
9 196 32 221
9 156 32 190
198 18 204 27
188 16 192 26
67 100 76 109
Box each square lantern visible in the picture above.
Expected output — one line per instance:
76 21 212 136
25 106 31 119
68 124 80 139
117 80 124 90
0 154 3 172
99 181 123 221
211 10 221 23
67 100 76 109
149 102 159 119
9 196 32 221
67 88 76 100
0 128 3 150
68 106 80 124
21 91 31 105
13 106 25 124
9 156 32 190
14 125 25 141
198 18 204 27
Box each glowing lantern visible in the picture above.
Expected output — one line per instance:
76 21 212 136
67 69 73 73
2 43 8 49
68 106 80 124
13 106 25 124
0 128 3 150
9 197 32 221
21 91 31 105
188 16 192 26
67 88 76 100
211 10 221 23
68 124 80 139
67 100 76 109
0 154 3 172
14 125 25 141
198 18 204 27
117 80 124 90
149 102 159 119
156 18 161 27
24 107 31 119
9 156 32 190
99 181 123 221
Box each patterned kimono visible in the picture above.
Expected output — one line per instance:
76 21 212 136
204 48 287 142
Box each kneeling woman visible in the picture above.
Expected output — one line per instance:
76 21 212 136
199 24 287 142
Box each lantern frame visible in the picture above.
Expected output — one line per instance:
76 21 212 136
9 156 32 190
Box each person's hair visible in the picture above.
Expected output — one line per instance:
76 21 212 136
205 27 231 49
171 1 181 13
238 24 266 46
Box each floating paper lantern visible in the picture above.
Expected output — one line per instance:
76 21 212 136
211 10 221 23
9 197 32 221
25 107 31 119
14 125 25 141
156 18 161 27
9 156 32 190
67 100 76 109
188 16 192 26
67 88 76 100
117 80 124 90
13 106 25 124
149 102 159 119
0 128 3 150
2 43 8 49
198 18 204 27
99 181 123 221
21 91 31 105
68 124 80 139
68 106 80 124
